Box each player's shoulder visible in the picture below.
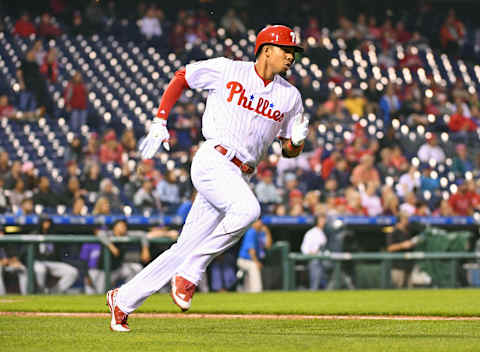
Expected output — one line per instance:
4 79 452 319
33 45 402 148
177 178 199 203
275 74 302 98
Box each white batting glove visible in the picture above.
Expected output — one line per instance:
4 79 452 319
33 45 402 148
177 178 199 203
291 114 310 146
138 118 170 159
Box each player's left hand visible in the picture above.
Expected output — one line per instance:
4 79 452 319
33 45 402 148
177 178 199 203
291 114 309 146
139 117 170 159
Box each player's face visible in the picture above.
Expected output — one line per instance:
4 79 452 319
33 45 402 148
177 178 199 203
269 45 295 74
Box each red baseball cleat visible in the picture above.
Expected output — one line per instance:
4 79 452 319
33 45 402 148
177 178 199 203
170 275 197 312
106 288 130 332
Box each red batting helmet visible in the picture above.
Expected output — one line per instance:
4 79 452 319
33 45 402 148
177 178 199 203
254 25 303 56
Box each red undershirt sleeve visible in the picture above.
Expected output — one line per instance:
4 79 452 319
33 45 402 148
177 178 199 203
156 68 190 120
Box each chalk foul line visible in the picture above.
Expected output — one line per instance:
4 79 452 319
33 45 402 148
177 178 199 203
1 311 480 321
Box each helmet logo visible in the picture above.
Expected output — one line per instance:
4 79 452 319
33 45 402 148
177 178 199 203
290 31 295 43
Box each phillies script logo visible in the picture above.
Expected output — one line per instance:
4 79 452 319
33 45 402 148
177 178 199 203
226 81 285 122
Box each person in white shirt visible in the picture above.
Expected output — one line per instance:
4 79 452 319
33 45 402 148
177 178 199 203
417 133 445 164
360 182 383 216
399 192 417 215
300 214 328 290
140 7 162 40
396 165 420 199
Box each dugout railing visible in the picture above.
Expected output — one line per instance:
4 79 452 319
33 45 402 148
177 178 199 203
0 234 174 294
285 251 480 290
1 235 479 293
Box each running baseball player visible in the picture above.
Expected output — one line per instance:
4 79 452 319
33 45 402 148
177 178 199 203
107 24 309 332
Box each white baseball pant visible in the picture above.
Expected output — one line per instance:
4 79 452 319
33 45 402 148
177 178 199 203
86 263 143 294
236 258 263 293
116 141 260 313
34 261 79 293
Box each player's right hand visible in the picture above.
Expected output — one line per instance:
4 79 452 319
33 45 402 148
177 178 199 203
139 117 170 159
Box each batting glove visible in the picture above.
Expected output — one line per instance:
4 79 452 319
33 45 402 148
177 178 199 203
138 118 170 159
291 114 310 146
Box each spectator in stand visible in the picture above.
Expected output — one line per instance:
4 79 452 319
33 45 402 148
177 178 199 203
70 10 90 35
140 6 163 44
396 165 420 199
81 162 101 194
398 45 423 71
360 182 383 216
220 8 246 38
448 102 477 144
71 195 88 215
33 217 79 294
344 187 367 215
0 149 10 178
120 129 137 158
236 219 272 293
59 176 86 208
99 178 123 213
37 12 62 39
330 158 351 190
452 144 473 176
64 72 88 133
395 21 412 44
13 12 36 37
15 197 34 216
8 178 27 210
154 170 181 213
169 23 186 55
379 84 401 127
440 9 465 58
64 135 84 164
448 179 472 216
134 180 157 213
20 161 37 191
399 192 418 216
321 151 340 180
4 161 22 190
351 154 380 188
83 132 100 167
333 16 358 49
33 176 59 210
344 89 367 117
305 17 323 43
65 160 81 179
0 94 44 120
368 16 381 40
417 133 445 163
377 147 398 182
345 137 369 168
40 47 58 84
381 185 399 216
434 199 454 216
17 49 51 115
255 169 281 213
85 0 105 32
300 213 328 290
419 165 440 194
386 211 416 288
99 129 124 164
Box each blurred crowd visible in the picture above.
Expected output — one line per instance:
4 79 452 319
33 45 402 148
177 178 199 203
0 3 480 220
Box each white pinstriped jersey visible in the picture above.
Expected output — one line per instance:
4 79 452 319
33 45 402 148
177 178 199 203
185 57 304 165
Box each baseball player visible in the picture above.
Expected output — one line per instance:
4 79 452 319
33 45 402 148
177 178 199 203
107 24 309 332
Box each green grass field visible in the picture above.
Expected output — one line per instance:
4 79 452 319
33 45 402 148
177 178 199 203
1 289 480 351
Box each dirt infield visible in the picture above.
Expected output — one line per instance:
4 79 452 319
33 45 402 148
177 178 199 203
1 311 479 321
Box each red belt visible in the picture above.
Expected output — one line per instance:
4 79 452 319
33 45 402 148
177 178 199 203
215 145 255 174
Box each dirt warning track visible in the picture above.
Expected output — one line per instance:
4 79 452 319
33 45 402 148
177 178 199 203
1 311 479 321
